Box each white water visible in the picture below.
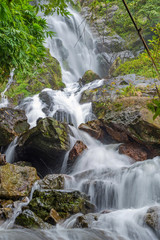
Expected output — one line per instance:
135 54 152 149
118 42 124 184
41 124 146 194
0 70 14 108
2 4 160 240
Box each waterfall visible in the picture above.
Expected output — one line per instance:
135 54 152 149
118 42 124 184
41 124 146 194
0 70 14 108
1 4 160 240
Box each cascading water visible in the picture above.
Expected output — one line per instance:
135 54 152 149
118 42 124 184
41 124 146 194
0 70 14 108
1 4 160 240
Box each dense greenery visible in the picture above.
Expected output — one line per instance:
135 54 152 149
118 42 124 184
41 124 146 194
0 0 71 84
113 23 160 79
85 0 160 43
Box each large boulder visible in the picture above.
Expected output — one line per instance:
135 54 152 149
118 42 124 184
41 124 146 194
0 163 39 200
92 96 160 157
0 108 29 147
28 189 96 222
15 117 70 177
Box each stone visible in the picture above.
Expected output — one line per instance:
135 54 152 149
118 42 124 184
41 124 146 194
73 213 99 228
29 189 96 222
0 163 39 200
38 174 71 190
0 108 29 147
145 206 160 237
68 141 87 170
45 208 61 225
0 153 6 166
79 121 104 141
15 117 70 177
119 143 148 161
80 70 100 85
15 209 52 229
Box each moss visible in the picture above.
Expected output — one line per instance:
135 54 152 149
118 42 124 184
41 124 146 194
29 190 95 222
1 49 65 105
80 70 100 85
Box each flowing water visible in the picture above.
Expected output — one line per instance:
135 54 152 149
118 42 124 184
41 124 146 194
0 70 14 108
1 5 160 240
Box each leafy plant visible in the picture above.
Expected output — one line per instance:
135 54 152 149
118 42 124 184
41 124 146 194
120 83 142 97
0 0 71 85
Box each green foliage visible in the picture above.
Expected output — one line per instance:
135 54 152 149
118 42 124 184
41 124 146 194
148 99 160 120
0 0 71 85
120 83 141 97
37 0 73 16
113 23 160 79
0 0 52 83
85 0 160 48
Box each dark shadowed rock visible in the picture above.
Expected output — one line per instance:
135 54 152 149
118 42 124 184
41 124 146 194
15 117 70 177
0 108 29 147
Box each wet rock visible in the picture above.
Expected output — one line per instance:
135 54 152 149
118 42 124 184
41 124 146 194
53 109 73 125
38 174 71 190
80 70 100 85
68 141 87 170
39 91 54 115
0 153 6 166
119 143 148 161
45 208 61 225
0 163 39 200
73 213 99 228
145 206 160 237
0 108 29 147
15 209 52 229
29 189 96 223
15 117 70 177
79 120 105 141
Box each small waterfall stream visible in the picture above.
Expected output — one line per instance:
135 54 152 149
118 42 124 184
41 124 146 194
1 5 160 240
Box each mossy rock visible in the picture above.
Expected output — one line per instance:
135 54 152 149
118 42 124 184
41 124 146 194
1 49 65 105
28 189 95 223
15 209 51 229
0 163 39 200
80 70 100 85
0 108 29 147
15 117 70 177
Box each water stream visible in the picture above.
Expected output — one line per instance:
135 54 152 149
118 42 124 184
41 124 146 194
0 70 14 108
1 5 160 240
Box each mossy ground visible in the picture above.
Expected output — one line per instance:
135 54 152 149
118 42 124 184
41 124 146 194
0 49 64 105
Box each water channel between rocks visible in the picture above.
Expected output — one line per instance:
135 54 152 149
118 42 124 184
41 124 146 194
1 5 160 240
